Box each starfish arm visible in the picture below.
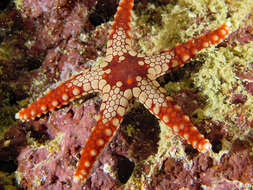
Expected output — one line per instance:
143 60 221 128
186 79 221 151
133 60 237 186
133 78 211 152
145 22 232 79
106 0 134 58
15 68 104 121
73 92 129 182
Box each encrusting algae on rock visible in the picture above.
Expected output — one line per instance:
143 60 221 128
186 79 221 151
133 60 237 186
0 0 252 189
125 0 253 189
193 43 253 132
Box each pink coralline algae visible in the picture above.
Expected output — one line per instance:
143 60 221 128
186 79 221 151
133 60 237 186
16 0 233 184
17 99 124 189
0 0 252 190
146 131 253 190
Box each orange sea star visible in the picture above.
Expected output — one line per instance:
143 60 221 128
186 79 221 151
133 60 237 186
15 0 232 182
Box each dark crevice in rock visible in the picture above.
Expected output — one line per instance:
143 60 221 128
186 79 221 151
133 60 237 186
0 160 17 173
116 155 135 184
212 140 222 153
0 0 11 10
89 0 119 27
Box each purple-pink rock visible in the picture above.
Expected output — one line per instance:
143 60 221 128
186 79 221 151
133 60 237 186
0 0 252 189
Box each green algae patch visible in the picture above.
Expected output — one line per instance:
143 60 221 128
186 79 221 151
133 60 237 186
155 0 228 50
0 171 18 190
0 11 15 33
126 0 253 188
126 121 191 190
132 0 253 139
0 40 23 62
133 0 230 55
26 130 65 154
0 40 25 136
0 36 30 134
133 0 253 54
0 40 22 137
14 0 24 13
226 0 253 29
192 42 253 137
0 89 18 135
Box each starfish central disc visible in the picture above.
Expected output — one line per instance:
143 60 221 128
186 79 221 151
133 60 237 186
102 54 148 89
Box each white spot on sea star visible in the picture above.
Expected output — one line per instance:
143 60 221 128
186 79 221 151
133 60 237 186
174 105 181 110
116 81 123 87
173 125 179 133
103 84 111 93
155 65 162 74
138 61 144 66
100 103 106 110
73 175 81 183
52 100 58 107
212 35 219 41
184 134 189 140
123 89 132 99
84 161 90 167
15 113 20 120
23 114 28 120
97 139 104 146
110 100 115 107
99 80 107 90
145 99 152 109
202 42 209 48
172 60 178 67
182 54 190 62
153 105 160 115
119 56 125 61
132 87 141 97
105 128 112 136
120 97 128 107
41 105 47 111
90 149 97 156
183 115 190 121
83 83 91 92
203 142 211 151
31 110 36 116
129 50 137 56
139 92 147 102
73 88 80 96
220 29 226 35
162 64 168 72
136 76 142 81
163 115 168 122
62 94 68 101
91 80 98 89
148 68 156 75
117 106 125 117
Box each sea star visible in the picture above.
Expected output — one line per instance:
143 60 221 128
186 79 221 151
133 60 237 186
15 0 232 183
